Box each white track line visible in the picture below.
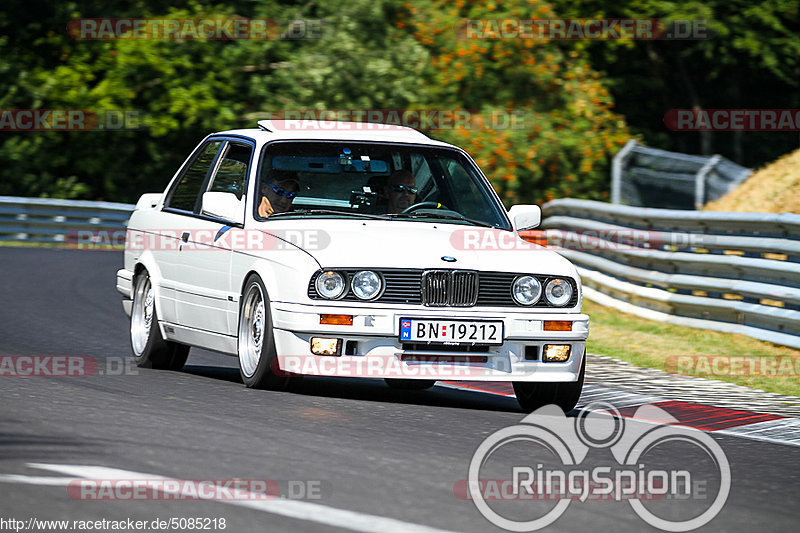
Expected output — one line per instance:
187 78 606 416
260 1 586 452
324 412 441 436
0 474 74 485
718 418 800 447
8 463 462 533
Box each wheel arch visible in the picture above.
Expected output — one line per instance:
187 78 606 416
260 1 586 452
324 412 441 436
131 253 169 326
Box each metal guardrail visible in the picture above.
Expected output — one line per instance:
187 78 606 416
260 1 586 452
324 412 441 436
0 196 134 245
2 195 798 348
537 199 800 349
611 140 751 210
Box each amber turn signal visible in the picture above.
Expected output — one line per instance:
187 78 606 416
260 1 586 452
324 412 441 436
543 320 572 331
320 314 353 326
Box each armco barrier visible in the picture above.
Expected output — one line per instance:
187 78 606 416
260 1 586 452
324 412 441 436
1 195 798 349
535 199 800 349
0 196 134 244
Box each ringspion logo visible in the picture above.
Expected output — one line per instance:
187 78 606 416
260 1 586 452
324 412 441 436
466 403 730 531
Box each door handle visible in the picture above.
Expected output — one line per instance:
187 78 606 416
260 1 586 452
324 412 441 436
181 232 190 243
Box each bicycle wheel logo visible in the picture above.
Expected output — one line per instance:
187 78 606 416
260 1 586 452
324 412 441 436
466 403 730 532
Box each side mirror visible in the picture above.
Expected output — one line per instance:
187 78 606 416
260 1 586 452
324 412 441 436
508 205 541 231
201 192 244 226
135 193 163 210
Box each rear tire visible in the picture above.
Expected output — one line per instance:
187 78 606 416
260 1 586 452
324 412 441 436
237 274 293 390
385 379 436 390
130 270 189 370
513 356 585 413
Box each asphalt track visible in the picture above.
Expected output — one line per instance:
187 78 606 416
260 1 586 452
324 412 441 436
1 247 799 532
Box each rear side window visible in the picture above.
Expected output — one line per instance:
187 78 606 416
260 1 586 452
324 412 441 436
166 141 223 212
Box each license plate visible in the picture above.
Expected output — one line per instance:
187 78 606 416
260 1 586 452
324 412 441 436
399 318 504 345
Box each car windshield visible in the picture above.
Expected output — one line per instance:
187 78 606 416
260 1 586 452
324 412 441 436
254 141 511 229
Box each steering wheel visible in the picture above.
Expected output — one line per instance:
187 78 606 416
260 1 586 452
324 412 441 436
401 201 450 214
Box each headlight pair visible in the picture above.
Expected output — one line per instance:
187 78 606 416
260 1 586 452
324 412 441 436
512 276 573 306
315 270 382 300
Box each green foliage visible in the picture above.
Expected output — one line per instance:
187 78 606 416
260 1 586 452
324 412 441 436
1 0 795 204
399 0 630 204
0 0 435 202
550 0 800 166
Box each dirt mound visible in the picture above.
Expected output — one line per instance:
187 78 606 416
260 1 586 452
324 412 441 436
704 148 800 213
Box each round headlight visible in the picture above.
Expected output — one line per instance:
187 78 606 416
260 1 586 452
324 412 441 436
512 276 542 305
545 278 573 306
351 270 382 300
315 271 345 299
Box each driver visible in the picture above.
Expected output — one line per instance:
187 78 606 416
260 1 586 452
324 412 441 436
258 172 300 218
384 169 418 213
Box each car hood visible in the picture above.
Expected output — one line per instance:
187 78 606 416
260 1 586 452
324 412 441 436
255 219 577 276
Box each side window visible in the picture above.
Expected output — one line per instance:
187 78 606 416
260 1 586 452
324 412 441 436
166 141 223 212
442 158 486 217
208 142 252 200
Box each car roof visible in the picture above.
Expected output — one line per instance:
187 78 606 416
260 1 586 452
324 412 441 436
214 120 456 148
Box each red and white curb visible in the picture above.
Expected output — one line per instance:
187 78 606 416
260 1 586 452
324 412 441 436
438 382 800 448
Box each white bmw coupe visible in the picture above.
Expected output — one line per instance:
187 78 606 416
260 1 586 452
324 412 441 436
116 120 589 412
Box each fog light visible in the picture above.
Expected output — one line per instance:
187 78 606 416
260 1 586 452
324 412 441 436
544 321 572 331
543 344 571 362
311 337 342 356
320 314 353 326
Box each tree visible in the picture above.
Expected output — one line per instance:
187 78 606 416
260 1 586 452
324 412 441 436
550 0 800 167
400 0 631 205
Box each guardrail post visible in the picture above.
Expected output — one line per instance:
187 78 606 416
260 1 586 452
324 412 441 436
695 155 721 210
611 139 637 205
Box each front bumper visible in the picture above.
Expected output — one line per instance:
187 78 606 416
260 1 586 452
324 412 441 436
271 302 588 382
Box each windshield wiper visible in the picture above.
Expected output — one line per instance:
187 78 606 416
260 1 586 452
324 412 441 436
268 209 392 221
387 212 498 228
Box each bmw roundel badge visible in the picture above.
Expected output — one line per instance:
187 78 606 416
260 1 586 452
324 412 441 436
441 256 457 262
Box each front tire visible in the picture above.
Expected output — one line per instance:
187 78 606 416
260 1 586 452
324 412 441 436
237 275 292 389
513 356 585 413
130 270 189 370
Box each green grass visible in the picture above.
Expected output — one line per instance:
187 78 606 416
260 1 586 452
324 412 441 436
584 299 800 398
